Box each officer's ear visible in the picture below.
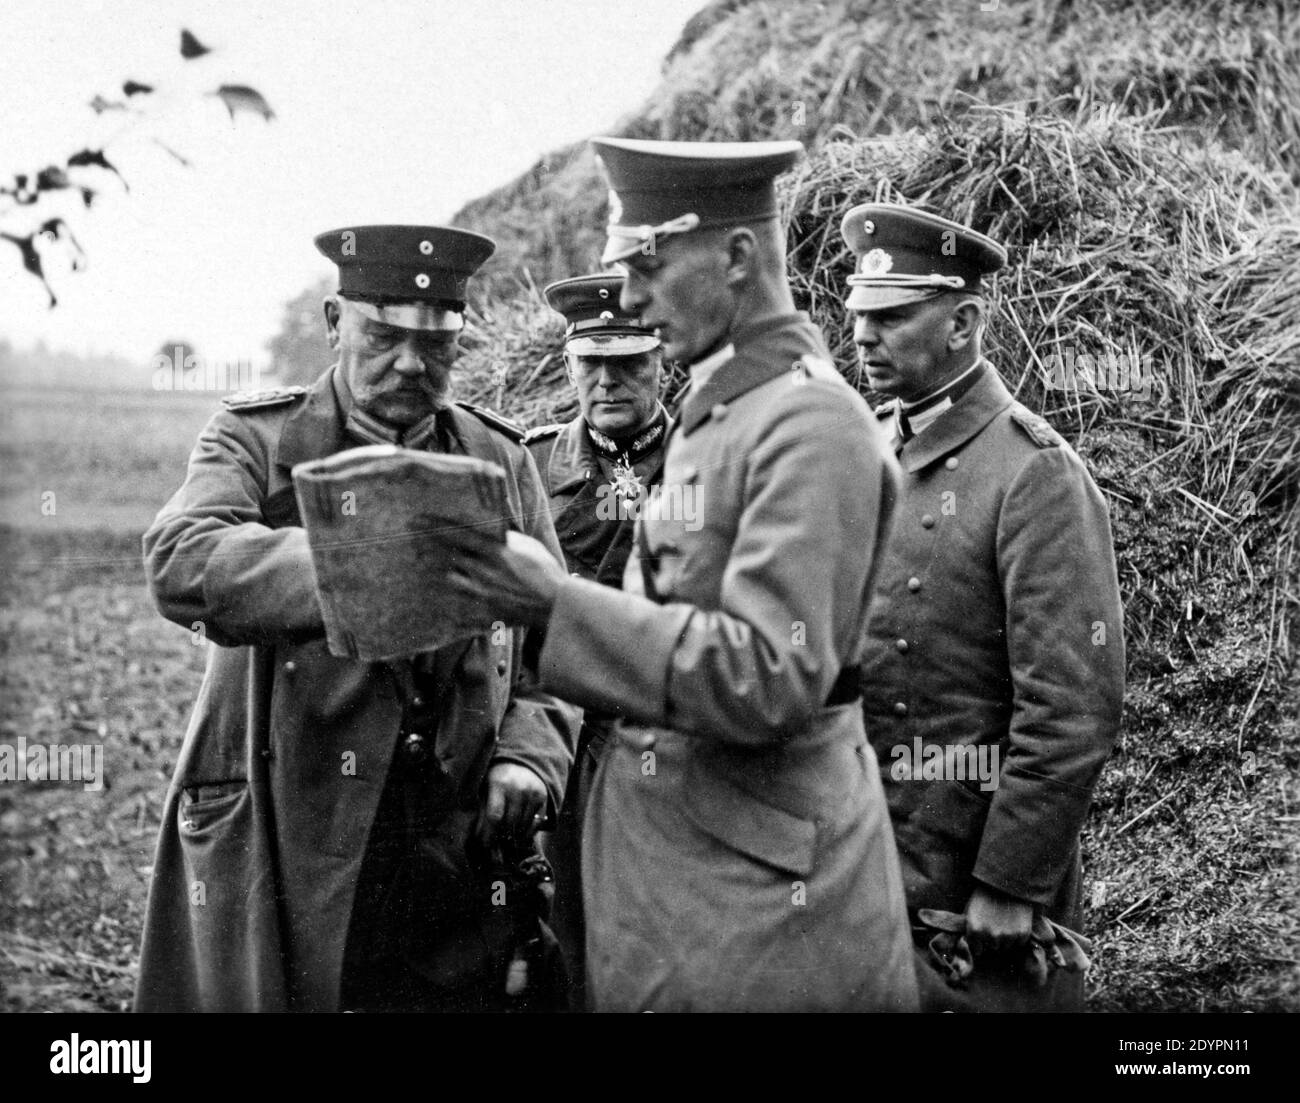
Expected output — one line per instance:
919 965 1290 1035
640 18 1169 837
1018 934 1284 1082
947 296 985 352
723 227 760 288
323 295 343 350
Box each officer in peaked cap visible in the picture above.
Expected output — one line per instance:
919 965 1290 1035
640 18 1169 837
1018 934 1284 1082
446 139 918 1012
841 201 1124 1011
524 272 670 1009
135 224 579 1013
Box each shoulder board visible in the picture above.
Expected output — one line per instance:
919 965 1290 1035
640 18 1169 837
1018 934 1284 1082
1009 404 1064 449
221 386 308 412
523 423 564 444
456 401 525 443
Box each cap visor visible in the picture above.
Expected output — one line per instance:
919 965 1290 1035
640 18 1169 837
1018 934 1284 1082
567 333 660 357
844 285 944 312
602 234 652 266
346 298 463 332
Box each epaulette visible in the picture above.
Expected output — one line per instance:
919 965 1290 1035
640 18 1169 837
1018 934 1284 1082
221 386 308 412
523 423 564 445
1009 404 1064 449
456 401 525 443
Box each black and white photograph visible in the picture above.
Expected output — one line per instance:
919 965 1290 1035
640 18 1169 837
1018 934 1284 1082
0 0 1294 1062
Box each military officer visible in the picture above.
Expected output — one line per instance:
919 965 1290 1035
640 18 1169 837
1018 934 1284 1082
447 138 919 1012
134 225 579 1013
842 202 1125 1011
524 272 670 1006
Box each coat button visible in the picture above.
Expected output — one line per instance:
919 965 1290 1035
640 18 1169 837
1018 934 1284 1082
893 701 908 717
411 694 425 709
907 576 922 592
945 456 958 470
921 514 935 528
895 638 909 653
496 659 507 675
404 732 426 759
283 660 296 673
711 403 728 422
415 273 431 289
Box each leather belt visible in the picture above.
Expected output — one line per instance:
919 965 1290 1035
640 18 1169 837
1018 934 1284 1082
825 665 862 706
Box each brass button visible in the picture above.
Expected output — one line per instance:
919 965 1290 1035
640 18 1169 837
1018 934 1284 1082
415 273 431 289
404 732 426 758
921 514 935 528
895 638 909 653
411 694 425 709
496 659 507 675
711 403 728 422
945 457 958 470
893 701 908 717
283 660 296 673
908 576 922 592
419 240 434 255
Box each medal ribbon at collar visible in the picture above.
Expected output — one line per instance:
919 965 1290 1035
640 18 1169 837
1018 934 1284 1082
584 406 667 464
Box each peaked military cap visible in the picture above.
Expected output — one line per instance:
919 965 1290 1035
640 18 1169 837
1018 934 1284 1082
840 203 1006 311
592 137 803 265
544 273 660 357
314 224 495 331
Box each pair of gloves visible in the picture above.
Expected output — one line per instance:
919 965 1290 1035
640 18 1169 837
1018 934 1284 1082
916 908 1093 989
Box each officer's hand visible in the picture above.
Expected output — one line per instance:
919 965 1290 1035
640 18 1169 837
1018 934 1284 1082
448 530 563 628
478 762 549 847
964 882 1034 958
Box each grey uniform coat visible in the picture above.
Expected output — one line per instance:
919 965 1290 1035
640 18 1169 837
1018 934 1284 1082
861 362 1125 1010
134 367 578 1012
538 313 919 1012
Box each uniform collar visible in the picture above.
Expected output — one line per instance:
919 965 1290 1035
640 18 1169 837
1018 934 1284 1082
896 359 1012 473
679 312 821 436
688 342 735 390
549 409 672 495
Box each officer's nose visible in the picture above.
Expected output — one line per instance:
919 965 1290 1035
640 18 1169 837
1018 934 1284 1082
391 336 426 377
853 313 879 350
620 272 648 316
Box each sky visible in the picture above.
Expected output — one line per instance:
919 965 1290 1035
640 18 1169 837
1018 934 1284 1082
0 0 702 365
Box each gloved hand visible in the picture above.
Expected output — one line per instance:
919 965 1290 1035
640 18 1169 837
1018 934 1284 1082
916 908 1092 989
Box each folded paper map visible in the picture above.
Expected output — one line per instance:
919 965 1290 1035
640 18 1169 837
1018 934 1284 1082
292 445 508 661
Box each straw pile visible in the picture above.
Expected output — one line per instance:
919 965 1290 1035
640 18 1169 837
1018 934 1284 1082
447 1 1300 1009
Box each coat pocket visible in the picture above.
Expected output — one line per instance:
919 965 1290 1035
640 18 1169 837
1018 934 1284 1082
682 756 816 878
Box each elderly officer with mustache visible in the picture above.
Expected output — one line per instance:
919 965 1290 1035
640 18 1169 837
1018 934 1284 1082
842 203 1125 1011
136 225 578 1013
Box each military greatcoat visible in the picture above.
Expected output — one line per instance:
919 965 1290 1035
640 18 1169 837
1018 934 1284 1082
538 313 919 1012
134 367 578 1012
860 361 1125 1011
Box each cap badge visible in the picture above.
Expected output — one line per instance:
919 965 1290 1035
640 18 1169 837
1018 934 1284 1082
598 287 609 299
599 310 614 320
860 248 893 276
